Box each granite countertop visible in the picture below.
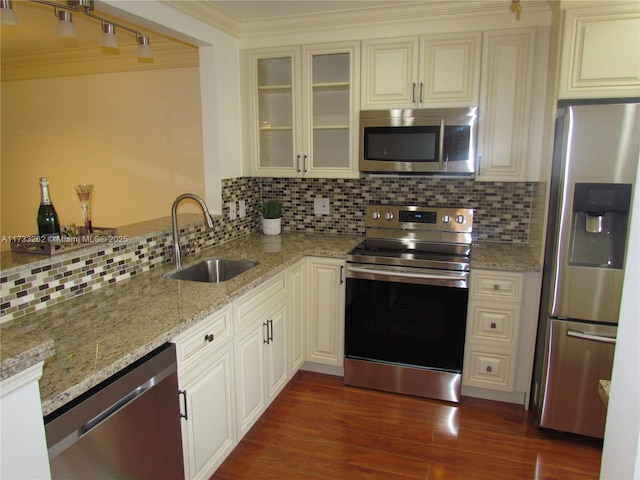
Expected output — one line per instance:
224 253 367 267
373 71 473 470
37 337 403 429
0 234 539 416
470 242 540 272
0 232 361 415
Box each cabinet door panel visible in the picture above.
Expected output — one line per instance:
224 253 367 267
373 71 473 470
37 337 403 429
306 257 345 367
560 4 640 98
265 305 288 401
249 48 301 176
181 346 235 480
288 260 306 375
303 43 360 177
234 326 265 438
477 29 535 181
419 32 481 107
361 37 418 108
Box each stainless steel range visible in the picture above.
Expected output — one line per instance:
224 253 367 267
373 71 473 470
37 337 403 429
344 204 473 403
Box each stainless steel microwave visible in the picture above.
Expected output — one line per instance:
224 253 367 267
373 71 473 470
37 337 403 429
359 108 477 174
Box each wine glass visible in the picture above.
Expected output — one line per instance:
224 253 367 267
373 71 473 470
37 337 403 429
74 184 94 234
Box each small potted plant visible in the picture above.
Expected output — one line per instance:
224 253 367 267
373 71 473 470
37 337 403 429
260 199 283 235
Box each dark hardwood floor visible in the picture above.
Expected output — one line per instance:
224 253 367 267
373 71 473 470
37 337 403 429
212 371 602 479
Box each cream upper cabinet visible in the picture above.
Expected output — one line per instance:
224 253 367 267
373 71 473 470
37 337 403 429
476 28 548 182
361 32 481 109
559 3 640 99
247 42 360 178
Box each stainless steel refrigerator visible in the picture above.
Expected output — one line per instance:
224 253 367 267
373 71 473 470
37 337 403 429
531 100 640 439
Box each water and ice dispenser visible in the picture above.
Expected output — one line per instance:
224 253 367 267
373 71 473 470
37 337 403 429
569 183 632 268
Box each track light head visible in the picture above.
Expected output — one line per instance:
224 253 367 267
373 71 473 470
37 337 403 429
55 10 76 38
136 35 153 60
1 0 18 27
101 22 118 50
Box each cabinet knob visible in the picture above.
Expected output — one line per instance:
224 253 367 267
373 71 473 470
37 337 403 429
490 322 497 329
204 334 214 342
493 284 500 291
486 366 493 373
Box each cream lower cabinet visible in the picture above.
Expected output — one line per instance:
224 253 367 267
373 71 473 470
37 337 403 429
173 306 236 480
463 269 541 407
305 257 345 368
0 362 51 480
233 273 289 439
288 259 306 375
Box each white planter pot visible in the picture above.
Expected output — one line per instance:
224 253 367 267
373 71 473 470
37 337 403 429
262 217 281 236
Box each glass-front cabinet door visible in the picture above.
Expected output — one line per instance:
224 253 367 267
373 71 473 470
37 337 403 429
247 42 359 178
251 48 300 174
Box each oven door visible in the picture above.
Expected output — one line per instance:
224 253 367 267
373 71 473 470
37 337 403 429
345 263 468 373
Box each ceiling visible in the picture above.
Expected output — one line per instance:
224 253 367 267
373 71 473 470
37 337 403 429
209 1 413 21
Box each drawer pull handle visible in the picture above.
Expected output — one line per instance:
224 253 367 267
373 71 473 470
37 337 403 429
204 334 214 343
490 322 497 329
493 284 500 291
486 366 493 373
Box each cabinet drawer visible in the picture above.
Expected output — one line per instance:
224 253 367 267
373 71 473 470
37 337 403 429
234 272 287 331
463 345 516 391
467 302 519 345
471 271 523 301
174 306 232 365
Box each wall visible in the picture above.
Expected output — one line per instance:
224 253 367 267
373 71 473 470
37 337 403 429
600 154 640 479
1 67 204 247
0 177 260 324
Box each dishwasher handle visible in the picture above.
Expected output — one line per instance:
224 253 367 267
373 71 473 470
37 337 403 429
82 380 153 434
567 329 617 344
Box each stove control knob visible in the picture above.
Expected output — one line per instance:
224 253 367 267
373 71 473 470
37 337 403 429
455 215 466 224
385 212 394 221
442 214 451 224
371 211 381 220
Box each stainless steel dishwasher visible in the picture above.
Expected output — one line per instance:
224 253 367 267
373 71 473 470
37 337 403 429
44 343 185 479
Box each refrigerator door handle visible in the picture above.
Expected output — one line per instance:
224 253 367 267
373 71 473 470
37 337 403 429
567 329 617 344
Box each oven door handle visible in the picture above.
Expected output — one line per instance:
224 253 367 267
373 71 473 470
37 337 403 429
347 265 467 287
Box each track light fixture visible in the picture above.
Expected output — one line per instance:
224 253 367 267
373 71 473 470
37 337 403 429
22 0 153 59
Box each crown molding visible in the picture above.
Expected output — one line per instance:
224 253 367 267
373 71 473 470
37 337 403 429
162 0 242 37
165 1 552 41
1 38 199 82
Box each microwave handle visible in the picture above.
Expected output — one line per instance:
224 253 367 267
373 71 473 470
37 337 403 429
438 119 445 170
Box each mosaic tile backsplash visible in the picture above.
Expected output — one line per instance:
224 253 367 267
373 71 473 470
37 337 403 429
262 177 532 242
1 176 532 323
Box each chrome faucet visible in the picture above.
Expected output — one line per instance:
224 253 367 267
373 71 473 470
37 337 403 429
171 193 215 268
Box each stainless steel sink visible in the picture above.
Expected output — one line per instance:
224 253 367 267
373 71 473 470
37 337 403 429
167 258 258 283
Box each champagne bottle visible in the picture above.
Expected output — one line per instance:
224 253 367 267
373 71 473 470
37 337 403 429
37 177 60 241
